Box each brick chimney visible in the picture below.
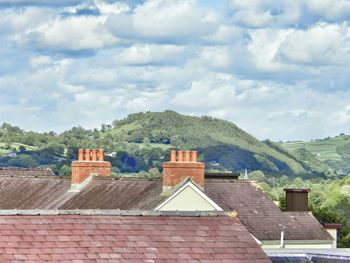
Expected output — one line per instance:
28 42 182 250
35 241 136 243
71 148 111 190
162 150 205 193
284 189 310 211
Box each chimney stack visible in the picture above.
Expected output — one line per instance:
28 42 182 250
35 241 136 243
71 148 111 190
283 189 310 211
162 150 204 193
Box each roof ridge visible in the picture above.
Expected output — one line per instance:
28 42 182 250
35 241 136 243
94 176 162 181
0 174 70 179
0 209 232 217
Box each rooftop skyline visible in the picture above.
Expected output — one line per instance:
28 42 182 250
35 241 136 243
1 0 350 141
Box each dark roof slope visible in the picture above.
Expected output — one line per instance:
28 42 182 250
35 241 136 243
0 167 54 177
60 177 165 210
0 176 71 209
284 212 333 241
204 179 332 241
0 211 271 262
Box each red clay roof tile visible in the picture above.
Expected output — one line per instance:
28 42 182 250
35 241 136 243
0 214 270 262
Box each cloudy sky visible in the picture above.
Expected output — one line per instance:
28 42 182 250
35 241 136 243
1 0 350 141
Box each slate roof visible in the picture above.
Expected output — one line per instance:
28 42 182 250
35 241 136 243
283 212 334 241
0 175 333 242
0 167 55 177
0 211 271 263
0 176 71 209
204 180 333 242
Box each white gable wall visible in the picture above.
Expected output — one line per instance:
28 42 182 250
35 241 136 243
155 181 223 211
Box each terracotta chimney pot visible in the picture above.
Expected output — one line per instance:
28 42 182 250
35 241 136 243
98 149 104 161
170 150 176 162
185 150 191 162
85 149 91 161
178 150 183 162
91 149 97 161
78 148 84 161
191 151 197 162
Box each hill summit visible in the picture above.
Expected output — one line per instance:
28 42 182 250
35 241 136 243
0 110 328 177
107 110 327 176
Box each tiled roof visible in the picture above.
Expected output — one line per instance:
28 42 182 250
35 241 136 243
0 167 55 177
283 212 333 240
205 180 333 241
61 177 165 210
0 176 71 209
0 175 333 242
0 211 271 262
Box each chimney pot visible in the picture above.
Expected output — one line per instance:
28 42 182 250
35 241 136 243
178 150 184 162
191 151 198 162
91 149 97 161
185 151 191 162
98 149 104 161
78 148 84 161
85 149 91 161
170 150 176 162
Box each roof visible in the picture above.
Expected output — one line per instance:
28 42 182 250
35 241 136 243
0 175 333 242
0 176 71 209
0 210 271 262
204 180 333 242
0 167 55 177
61 177 165 210
283 212 334 241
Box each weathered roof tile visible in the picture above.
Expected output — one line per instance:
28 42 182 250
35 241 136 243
0 214 271 262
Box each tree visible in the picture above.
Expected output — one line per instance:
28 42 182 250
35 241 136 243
18 145 26 153
8 155 38 168
59 165 71 176
248 170 266 182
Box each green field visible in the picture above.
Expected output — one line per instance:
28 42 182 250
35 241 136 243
281 136 350 161
0 142 37 156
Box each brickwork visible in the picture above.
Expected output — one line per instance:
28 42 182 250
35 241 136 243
163 150 205 190
71 148 111 185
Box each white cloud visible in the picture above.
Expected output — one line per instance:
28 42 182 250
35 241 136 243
106 0 219 43
277 23 350 66
13 14 118 50
228 0 301 27
307 0 350 21
114 44 185 65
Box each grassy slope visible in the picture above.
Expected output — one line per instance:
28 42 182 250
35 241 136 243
0 142 37 155
281 136 350 161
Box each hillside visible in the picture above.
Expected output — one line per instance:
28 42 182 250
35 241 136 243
280 134 350 174
0 110 331 177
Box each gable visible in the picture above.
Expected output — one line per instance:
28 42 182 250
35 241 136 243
155 181 223 211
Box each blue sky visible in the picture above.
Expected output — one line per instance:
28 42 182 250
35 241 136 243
1 0 350 141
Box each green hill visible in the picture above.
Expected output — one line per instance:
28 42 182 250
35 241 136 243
0 111 332 177
280 135 350 174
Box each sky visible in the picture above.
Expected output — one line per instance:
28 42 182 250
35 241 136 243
1 0 350 141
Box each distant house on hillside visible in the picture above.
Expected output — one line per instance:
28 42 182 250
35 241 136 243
4 151 17 158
